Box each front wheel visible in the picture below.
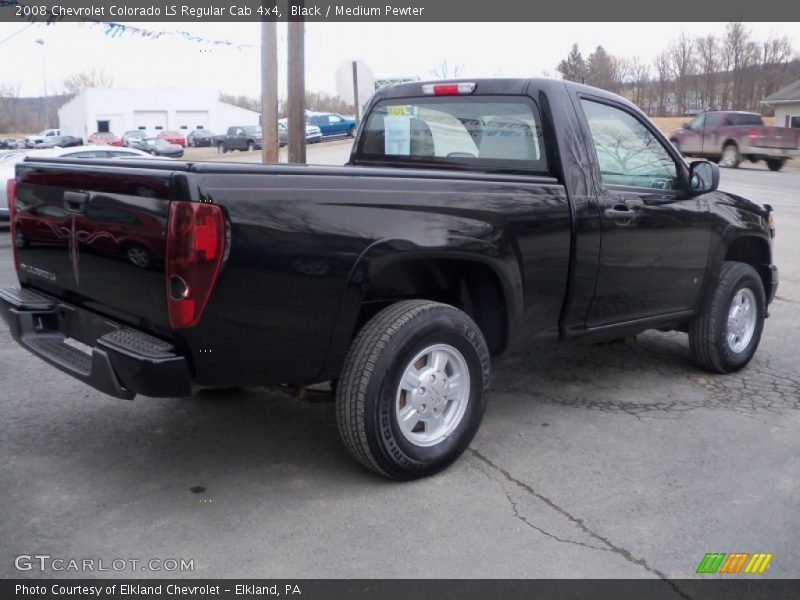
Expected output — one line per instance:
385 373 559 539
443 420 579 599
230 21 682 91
719 143 741 168
217 143 227 154
336 300 490 480
689 261 765 373
247 141 255 152
348 126 356 138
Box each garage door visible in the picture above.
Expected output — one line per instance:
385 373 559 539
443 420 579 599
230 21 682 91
133 111 168 135
175 111 210 131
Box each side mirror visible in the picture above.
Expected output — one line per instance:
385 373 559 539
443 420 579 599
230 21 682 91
689 160 719 194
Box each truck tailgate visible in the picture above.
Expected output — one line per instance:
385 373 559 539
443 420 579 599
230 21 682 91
753 126 800 151
11 159 183 336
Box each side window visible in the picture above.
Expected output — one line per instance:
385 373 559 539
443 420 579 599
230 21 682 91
688 114 704 129
580 99 679 190
705 113 720 128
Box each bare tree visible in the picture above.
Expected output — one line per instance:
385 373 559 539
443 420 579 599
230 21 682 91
0 81 21 131
654 51 672 116
696 34 720 110
668 33 696 115
628 57 651 110
429 60 464 79
724 22 757 110
759 35 795 103
63 69 114 94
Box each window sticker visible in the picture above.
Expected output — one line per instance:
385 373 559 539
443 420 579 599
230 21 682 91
384 116 411 156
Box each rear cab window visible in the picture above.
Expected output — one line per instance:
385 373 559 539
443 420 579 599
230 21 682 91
354 96 548 175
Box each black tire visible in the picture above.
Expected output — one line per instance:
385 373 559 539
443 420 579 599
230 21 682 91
766 159 785 172
689 261 766 373
217 143 227 154
720 143 741 168
348 126 356 138
336 300 490 480
247 141 255 152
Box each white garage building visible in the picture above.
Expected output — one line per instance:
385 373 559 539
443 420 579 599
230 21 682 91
58 89 260 138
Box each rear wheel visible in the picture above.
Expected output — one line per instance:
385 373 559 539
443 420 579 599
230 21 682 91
15 229 29 249
766 159 785 172
336 300 490 480
689 261 765 373
719 143 741 168
247 141 255 152
125 244 152 269
348 126 356 138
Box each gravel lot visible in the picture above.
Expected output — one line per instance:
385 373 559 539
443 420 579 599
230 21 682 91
0 150 798 582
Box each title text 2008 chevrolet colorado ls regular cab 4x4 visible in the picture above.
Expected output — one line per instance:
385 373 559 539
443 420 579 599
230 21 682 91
1 79 778 479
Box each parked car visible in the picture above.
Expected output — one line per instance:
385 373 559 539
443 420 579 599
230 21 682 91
0 138 23 149
186 129 215 147
24 128 60 148
37 135 84 149
14 199 166 269
278 119 323 145
307 112 357 138
213 126 262 153
87 132 123 146
2 78 778 480
669 111 800 171
1 145 154 220
157 130 186 148
121 130 147 147
141 138 184 157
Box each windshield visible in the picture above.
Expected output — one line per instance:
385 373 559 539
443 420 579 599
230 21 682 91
356 96 548 174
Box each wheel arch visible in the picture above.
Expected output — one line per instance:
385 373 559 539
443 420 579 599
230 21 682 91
724 234 773 301
703 229 773 312
321 244 524 380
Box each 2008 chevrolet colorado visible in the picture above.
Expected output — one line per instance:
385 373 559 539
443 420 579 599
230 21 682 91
1 78 778 479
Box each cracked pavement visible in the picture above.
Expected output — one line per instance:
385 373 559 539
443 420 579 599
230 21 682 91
1 161 798 581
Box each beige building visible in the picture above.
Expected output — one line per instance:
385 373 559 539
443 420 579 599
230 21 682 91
763 80 800 129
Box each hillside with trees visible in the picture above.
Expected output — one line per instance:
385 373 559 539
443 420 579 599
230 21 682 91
556 22 799 116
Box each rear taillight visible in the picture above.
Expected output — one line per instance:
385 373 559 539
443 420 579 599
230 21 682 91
165 201 225 329
7 178 18 270
747 128 760 141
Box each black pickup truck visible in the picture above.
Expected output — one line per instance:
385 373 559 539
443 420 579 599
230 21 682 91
1 78 778 479
213 125 262 154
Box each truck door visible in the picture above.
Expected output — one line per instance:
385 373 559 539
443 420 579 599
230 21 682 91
699 112 721 155
231 127 245 150
681 114 705 155
577 97 710 327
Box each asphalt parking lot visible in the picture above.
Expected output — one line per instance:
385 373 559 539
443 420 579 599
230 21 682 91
1 152 798 582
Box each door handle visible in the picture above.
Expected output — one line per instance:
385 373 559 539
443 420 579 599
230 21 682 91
604 204 636 225
64 191 89 214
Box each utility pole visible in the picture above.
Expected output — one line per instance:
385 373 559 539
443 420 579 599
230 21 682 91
351 61 360 122
261 20 279 164
287 7 305 164
35 39 47 127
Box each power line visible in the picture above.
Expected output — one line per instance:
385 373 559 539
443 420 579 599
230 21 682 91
0 22 34 46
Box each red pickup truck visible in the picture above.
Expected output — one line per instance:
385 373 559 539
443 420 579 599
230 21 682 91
669 111 800 171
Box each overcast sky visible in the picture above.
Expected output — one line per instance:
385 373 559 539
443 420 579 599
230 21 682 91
0 21 797 99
